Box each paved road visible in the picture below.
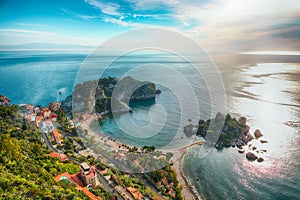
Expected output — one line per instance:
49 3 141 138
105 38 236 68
41 128 129 200
95 169 125 200
42 132 60 152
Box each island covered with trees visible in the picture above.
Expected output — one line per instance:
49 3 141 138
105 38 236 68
63 76 161 115
187 113 268 162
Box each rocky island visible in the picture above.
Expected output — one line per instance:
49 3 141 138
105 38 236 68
194 113 254 149
185 113 268 162
63 76 161 115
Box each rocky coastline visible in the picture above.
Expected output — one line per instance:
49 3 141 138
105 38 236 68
185 113 268 163
62 76 161 115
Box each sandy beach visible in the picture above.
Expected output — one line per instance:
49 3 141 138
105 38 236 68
166 147 202 200
80 114 201 200
79 114 129 151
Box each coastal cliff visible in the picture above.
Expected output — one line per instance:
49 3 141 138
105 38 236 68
62 76 161 114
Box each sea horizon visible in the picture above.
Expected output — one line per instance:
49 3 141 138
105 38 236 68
1 50 299 199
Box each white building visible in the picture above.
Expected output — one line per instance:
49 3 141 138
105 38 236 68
80 162 97 187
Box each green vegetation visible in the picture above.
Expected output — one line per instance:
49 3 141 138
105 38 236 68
0 104 88 199
146 165 182 199
90 186 113 200
103 167 157 198
142 145 156 152
65 76 160 114
56 107 73 132
0 97 182 200
196 113 248 148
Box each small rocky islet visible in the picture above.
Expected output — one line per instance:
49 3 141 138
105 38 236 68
185 113 268 163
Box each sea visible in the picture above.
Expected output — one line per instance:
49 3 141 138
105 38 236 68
0 50 299 200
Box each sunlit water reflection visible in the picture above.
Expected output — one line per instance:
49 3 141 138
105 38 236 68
184 63 300 199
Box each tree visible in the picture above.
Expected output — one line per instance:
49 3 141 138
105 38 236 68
0 134 21 159
142 145 156 152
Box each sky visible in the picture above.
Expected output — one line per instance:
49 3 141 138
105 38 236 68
0 0 300 51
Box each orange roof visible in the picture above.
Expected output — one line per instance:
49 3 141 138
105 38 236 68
36 116 43 121
86 166 96 178
70 173 85 187
53 129 59 136
82 187 101 200
54 172 101 200
48 152 68 161
126 187 143 200
54 172 71 182
41 108 51 112
53 129 61 143
100 168 109 175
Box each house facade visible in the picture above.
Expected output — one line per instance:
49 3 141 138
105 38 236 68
80 162 97 187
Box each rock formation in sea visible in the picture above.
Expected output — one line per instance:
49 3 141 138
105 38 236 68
246 152 258 161
254 129 263 138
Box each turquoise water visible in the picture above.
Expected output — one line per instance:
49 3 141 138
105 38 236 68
59 175 71 183
1 51 299 199
183 63 300 199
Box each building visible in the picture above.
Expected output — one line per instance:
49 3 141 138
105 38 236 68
80 162 97 187
50 113 57 121
35 115 44 126
19 104 34 115
54 172 101 200
0 96 11 106
126 187 143 200
33 106 40 114
41 108 51 118
49 102 61 111
52 128 61 144
48 152 68 161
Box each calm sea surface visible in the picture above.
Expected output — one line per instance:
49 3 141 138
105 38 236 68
0 51 299 199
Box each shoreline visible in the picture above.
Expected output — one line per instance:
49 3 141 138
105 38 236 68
167 147 202 200
80 114 202 200
79 114 129 152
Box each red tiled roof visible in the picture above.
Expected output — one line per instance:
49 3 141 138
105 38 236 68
54 172 101 200
54 172 71 182
53 129 61 143
82 187 101 200
53 128 59 136
48 152 68 161
41 108 51 112
50 113 57 119
70 173 85 188
86 166 96 178
36 116 43 121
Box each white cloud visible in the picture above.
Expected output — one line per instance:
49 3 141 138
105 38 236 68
0 29 98 46
125 0 179 10
125 0 300 50
62 8 99 20
180 0 300 50
102 17 172 30
16 23 49 27
0 29 55 36
85 0 121 16
103 17 130 27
